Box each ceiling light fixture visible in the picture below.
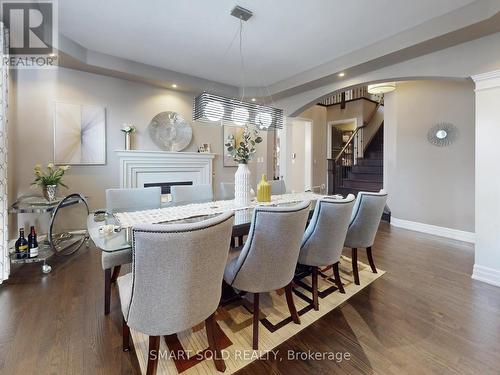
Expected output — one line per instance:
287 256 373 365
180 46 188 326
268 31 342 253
338 72 345 77
172 84 177 88
193 5 283 130
367 82 396 94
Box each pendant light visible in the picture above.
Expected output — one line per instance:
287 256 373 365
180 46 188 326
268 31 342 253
193 5 284 130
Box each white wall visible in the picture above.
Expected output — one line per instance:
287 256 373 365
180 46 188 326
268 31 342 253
8 68 271 215
384 80 475 235
286 119 312 193
297 105 327 190
472 70 500 287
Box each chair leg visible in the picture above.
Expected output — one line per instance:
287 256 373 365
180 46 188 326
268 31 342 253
123 318 131 352
311 267 319 311
366 246 377 273
238 235 244 246
230 237 235 248
111 265 121 283
205 313 226 372
252 293 259 350
285 283 301 324
332 262 345 294
352 248 360 285
104 268 111 315
146 336 161 375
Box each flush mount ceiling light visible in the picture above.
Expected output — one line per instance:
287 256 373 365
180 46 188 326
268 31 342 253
192 5 284 130
367 82 396 94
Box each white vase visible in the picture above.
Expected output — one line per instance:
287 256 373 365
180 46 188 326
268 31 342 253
234 163 251 206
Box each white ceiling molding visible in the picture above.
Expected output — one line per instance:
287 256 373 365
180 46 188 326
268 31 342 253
471 70 500 91
56 0 500 102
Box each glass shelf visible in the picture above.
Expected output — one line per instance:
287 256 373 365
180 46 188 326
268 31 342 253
9 239 54 273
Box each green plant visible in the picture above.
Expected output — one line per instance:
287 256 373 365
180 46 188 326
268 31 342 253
225 125 263 164
121 124 136 134
32 163 70 188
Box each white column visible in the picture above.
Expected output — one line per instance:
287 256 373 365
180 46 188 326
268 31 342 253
472 70 500 287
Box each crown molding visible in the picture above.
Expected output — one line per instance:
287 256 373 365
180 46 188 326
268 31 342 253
472 70 500 91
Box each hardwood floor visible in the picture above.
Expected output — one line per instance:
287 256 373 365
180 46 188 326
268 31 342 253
1 223 499 374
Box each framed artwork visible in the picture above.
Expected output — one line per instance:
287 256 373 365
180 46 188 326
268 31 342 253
223 124 245 167
54 102 106 165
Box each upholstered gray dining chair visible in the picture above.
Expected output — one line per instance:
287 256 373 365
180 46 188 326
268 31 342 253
270 179 286 195
224 201 310 350
298 195 355 310
102 187 161 315
344 190 387 285
170 184 213 204
119 212 234 374
219 182 235 200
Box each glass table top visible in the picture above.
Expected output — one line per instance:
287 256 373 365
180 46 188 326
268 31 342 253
9 194 84 214
88 198 322 253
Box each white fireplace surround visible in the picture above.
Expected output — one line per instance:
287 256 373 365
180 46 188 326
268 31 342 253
115 150 215 190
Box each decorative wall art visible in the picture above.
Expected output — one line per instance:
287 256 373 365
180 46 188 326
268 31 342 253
427 122 459 147
148 111 192 152
54 102 106 164
223 124 246 167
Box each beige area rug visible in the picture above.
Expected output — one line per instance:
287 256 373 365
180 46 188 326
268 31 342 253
131 256 385 374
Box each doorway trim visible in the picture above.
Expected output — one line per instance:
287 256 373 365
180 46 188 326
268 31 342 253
326 118 358 159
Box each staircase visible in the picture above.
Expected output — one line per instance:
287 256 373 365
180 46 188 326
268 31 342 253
338 124 384 196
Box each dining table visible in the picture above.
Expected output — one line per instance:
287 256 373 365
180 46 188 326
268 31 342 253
87 192 332 253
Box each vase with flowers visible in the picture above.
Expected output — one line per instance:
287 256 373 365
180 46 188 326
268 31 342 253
121 124 136 150
32 163 70 201
225 125 263 206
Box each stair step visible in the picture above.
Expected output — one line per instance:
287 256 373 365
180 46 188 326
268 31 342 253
342 180 383 190
368 151 383 159
351 165 383 174
348 172 383 182
356 158 383 167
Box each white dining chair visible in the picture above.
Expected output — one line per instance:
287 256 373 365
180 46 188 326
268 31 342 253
298 195 355 309
102 187 161 315
170 184 213 204
119 212 234 374
344 189 387 285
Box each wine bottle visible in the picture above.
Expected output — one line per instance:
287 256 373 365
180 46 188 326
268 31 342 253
28 226 39 258
15 228 29 259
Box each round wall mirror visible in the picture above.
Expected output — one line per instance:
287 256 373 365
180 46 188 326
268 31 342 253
427 123 458 147
435 130 448 139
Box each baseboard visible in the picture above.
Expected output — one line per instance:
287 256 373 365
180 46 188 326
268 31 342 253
390 217 475 243
472 264 500 287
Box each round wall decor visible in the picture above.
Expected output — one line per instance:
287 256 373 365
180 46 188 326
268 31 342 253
148 111 192 151
427 122 458 147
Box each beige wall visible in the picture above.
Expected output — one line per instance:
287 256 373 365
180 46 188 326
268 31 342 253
297 105 327 191
384 80 475 232
9 67 271 214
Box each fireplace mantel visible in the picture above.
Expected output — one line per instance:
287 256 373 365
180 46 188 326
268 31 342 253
115 150 216 189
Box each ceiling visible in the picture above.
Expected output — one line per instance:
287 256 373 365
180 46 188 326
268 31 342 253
59 0 476 87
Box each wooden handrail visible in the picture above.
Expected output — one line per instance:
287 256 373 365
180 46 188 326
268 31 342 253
334 125 365 162
333 101 382 163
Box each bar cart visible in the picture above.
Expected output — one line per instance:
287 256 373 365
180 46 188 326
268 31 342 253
9 193 89 273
